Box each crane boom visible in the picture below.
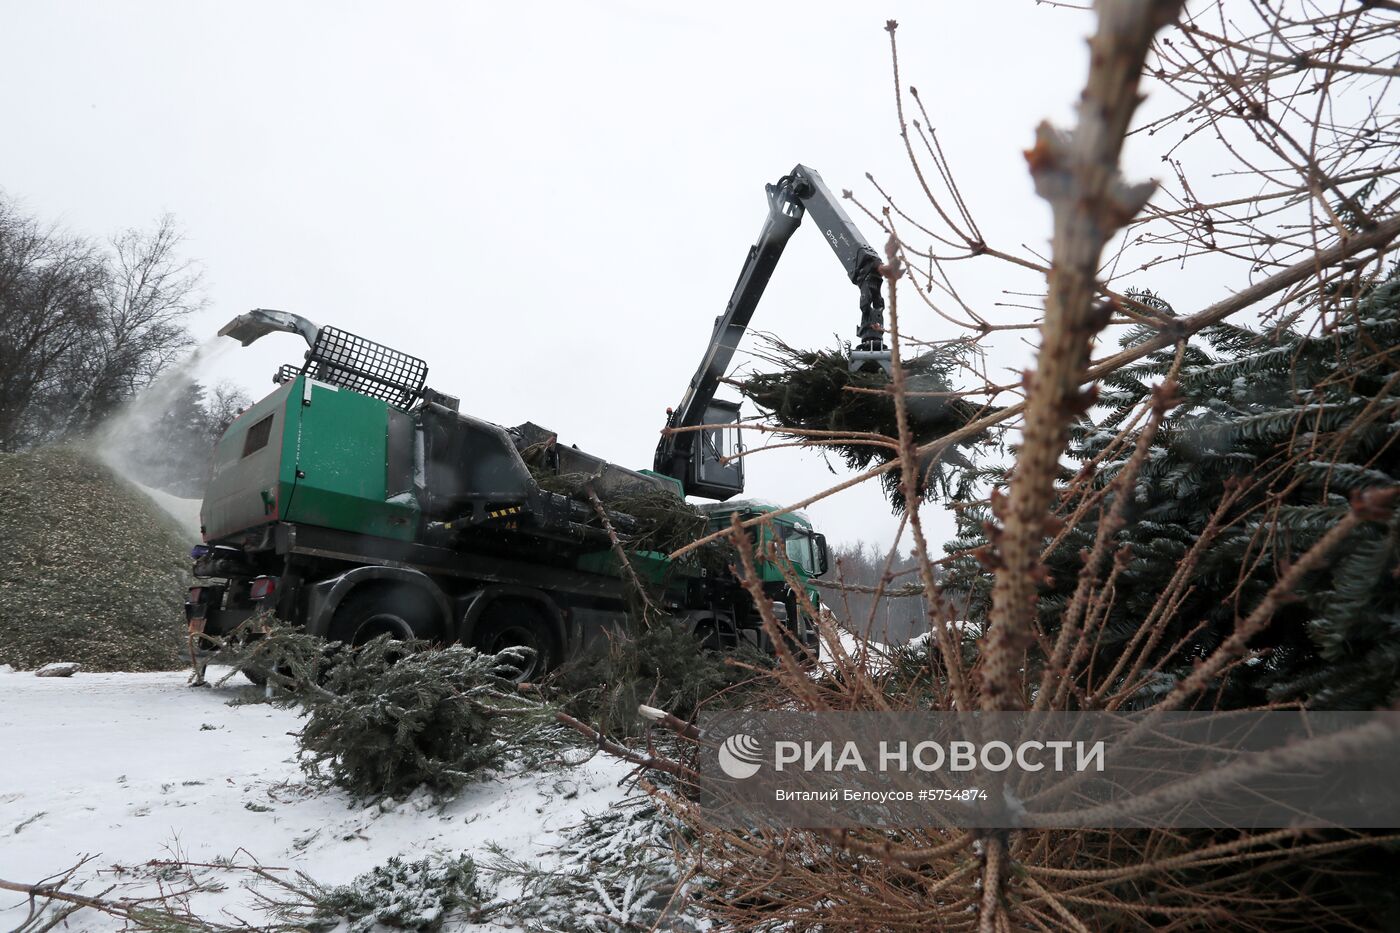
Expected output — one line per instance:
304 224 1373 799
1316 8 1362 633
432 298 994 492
654 164 887 500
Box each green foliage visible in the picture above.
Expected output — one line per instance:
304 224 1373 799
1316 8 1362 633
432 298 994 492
208 614 343 690
528 471 736 584
489 797 702 932
549 619 764 738
301 639 550 800
308 853 488 932
882 631 984 707
229 628 551 800
609 488 706 554
0 446 187 671
739 338 995 510
945 275 1400 709
534 469 709 555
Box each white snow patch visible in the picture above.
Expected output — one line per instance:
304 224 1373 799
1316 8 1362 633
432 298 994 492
817 623 895 675
834 624 876 659
122 478 203 540
0 667 633 930
33 661 80 678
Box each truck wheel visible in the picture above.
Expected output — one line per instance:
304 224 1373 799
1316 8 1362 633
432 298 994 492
693 619 735 652
470 600 558 681
329 587 439 647
233 631 276 685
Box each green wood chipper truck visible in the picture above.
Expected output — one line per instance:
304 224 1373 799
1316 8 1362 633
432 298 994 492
184 164 889 677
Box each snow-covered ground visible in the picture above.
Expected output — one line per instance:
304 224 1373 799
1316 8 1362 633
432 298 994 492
820 624 897 674
0 666 633 930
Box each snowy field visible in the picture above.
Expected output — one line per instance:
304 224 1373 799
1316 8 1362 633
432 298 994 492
0 666 634 930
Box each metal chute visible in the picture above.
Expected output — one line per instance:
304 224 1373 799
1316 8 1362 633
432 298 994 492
218 308 320 348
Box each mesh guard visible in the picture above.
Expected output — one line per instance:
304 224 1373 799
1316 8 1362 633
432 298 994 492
304 326 428 408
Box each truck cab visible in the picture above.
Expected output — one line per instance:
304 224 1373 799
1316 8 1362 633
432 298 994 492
699 498 828 655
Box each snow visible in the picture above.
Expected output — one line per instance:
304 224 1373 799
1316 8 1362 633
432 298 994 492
33 662 80 678
0 666 633 930
87 438 204 540
123 478 204 541
833 624 877 659
817 624 896 676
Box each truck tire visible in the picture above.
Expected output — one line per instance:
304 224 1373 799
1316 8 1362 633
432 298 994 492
693 618 735 652
329 586 440 647
234 631 276 686
470 599 559 681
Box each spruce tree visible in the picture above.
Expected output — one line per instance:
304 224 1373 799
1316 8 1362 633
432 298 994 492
225 628 551 801
944 273 1400 709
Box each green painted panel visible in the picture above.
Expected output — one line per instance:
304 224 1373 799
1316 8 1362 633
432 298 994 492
636 469 684 498
201 380 298 541
699 504 823 604
282 379 418 542
575 548 678 585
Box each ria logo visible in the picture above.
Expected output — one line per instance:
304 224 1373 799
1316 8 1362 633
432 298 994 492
718 733 763 779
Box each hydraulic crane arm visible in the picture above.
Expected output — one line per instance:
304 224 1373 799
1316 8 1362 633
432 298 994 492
653 164 888 500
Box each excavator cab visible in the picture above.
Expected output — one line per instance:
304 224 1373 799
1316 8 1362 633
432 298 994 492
688 398 744 501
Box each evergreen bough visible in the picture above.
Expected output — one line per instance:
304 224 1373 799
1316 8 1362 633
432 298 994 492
306 853 488 932
225 627 550 801
549 619 764 738
945 275 1400 709
739 338 994 509
489 797 703 932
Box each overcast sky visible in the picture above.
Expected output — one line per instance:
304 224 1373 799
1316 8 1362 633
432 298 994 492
1 1 1127 552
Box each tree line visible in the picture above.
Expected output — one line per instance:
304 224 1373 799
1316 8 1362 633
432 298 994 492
0 194 248 494
823 541 929 644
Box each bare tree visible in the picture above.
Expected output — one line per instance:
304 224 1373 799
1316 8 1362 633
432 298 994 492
205 381 252 438
0 200 202 449
64 215 203 436
822 540 929 644
0 199 104 450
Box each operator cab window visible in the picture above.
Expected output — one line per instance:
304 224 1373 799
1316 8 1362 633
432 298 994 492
242 415 273 457
704 426 729 459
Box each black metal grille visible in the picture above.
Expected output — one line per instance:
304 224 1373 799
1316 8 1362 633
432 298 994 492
304 326 428 408
275 363 302 384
